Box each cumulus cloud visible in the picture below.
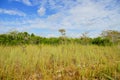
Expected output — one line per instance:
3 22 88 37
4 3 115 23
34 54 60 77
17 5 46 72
37 7 46 16
0 8 26 16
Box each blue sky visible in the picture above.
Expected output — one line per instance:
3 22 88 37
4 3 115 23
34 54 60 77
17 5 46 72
0 0 120 37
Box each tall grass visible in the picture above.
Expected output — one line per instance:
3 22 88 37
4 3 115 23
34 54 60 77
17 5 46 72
0 44 120 80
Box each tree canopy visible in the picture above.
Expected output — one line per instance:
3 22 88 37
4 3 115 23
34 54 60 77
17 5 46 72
0 30 119 46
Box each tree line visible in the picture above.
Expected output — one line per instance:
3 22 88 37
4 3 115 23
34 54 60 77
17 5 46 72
0 30 120 46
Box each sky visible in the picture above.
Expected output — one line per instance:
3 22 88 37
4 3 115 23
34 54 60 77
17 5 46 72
0 0 120 37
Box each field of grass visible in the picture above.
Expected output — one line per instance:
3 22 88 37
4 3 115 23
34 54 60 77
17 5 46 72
0 44 120 80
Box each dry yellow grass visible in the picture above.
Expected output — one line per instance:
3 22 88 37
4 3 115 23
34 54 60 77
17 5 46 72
0 44 120 80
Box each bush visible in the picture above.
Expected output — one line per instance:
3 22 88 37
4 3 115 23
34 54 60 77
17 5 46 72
92 37 112 46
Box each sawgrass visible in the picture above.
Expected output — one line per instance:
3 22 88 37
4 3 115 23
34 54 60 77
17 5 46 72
0 44 120 80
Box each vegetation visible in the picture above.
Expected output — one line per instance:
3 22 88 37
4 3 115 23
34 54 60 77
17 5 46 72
0 44 120 80
101 30 120 44
0 30 119 46
92 37 111 46
0 30 120 80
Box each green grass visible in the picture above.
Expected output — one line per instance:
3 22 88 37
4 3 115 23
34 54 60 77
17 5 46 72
0 44 120 80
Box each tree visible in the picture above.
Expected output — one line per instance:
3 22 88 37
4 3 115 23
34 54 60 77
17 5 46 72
31 33 35 37
8 30 18 39
101 30 120 44
92 37 111 46
58 29 66 44
59 29 66 37
80 32 91 45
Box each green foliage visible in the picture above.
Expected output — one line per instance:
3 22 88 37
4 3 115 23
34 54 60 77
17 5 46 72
92 37 111 46
101 30 120 44
0 30 119 46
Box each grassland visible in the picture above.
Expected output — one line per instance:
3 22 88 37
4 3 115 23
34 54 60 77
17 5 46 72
0 44 120 80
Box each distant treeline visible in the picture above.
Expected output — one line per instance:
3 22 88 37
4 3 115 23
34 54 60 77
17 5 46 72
0 30 120 46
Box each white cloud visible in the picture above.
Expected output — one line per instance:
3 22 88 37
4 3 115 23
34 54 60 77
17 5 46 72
22 0 32 6
10 0 32 6
37 7 46 16
0 8 26 16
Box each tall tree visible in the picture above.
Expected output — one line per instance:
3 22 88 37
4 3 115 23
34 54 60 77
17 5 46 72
59 29 66 37
58 29 66 44
80 32 91 45
101 30 120 44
